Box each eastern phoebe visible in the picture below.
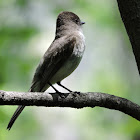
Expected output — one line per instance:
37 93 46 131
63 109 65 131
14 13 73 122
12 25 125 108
7 11 85 130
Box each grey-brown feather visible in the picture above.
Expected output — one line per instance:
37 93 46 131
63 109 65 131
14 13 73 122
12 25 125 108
7 11 85 130
30 35 77 92
7 35 81 130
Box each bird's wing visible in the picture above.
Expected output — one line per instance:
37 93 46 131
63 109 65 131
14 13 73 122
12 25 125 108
30 35 77 92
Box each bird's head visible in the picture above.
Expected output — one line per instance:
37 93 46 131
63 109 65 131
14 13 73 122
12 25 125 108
56 11 85 28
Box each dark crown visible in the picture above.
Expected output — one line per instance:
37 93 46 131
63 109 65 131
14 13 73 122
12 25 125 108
56 11 81 27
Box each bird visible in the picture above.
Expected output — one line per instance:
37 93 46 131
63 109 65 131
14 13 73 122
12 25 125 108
7 11 85 130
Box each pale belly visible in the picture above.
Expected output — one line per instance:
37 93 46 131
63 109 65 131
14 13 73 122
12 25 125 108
50 55 82 84
42 31 85 91
50 35 85 84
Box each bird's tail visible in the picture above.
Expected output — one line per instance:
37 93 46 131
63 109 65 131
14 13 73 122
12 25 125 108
7 105 25 130
7 88 33 130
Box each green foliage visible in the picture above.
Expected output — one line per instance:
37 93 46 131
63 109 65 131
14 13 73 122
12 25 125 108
0 0 139 140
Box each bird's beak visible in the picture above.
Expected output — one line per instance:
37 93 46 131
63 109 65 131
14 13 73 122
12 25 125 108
80 21 85 25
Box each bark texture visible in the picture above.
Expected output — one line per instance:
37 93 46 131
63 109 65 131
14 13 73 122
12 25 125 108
0 90 140 121
117 0 140 74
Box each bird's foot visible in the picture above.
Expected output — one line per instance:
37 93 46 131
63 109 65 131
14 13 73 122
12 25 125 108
56 91 66 98
72 91 80 97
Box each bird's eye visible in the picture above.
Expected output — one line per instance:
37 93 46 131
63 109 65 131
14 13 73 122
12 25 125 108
75 19 79 23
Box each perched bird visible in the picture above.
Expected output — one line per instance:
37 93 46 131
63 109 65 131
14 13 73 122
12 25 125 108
7 11 85 130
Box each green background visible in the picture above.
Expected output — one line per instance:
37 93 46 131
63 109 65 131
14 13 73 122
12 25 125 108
0 0 140 140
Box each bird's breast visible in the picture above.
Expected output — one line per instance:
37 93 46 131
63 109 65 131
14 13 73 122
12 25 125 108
50 31 85 84
50 54 83 84
73 31 85 57
50 45 85 84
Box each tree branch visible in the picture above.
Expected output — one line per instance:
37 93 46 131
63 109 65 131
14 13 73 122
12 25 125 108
117 0 140 74
0 90 140 121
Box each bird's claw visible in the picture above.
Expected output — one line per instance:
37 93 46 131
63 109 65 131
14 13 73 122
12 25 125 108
57 92 65 98
72 91 80 97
